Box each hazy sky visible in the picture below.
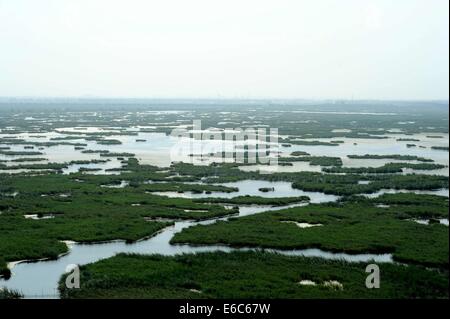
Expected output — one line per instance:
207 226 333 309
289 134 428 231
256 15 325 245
0 0 448 99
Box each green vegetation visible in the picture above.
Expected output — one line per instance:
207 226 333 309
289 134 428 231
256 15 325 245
142 183 238 194
0 163 68 171
194 195 310 206
397 138 420 142
10 157 47 162
0 159 111 171
0 140 87 147
259 187 275 192
0 101 448 299
57 130 138 137
96 139 123 145
79 167 102 173
51 136 87 141
172 163 448 196
172 198 449 267
431 146 449 151
100 152 135 157
81 149 110 154
70 160 109 164
344 193 449 219
0 258 11 279
0 287 23 299
278 162 293 166
59 252 449 299
323 163 446 174
282 139 340 146
279 156 343 166
0 150 43 156
0 172 236 273
347 154 434 162
290 151 310 156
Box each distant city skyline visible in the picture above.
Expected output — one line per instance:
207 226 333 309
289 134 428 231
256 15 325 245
0 0 448 100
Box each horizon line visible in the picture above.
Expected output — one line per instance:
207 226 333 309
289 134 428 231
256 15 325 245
0 96 448 103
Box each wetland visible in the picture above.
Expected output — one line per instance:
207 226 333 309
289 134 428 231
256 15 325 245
0 99 448 299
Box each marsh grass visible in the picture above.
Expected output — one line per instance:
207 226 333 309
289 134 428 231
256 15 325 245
58 251 449 299
172 195 449 267
0 287 23 299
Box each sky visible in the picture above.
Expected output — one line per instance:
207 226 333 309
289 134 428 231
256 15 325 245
0 0 448 100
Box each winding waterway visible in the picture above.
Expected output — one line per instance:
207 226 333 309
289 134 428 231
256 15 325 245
0 128 447 298
0 201 393 299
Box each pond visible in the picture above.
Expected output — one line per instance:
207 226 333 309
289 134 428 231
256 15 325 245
151 180 340 204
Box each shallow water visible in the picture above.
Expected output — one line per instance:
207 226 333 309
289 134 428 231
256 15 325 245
1 130 448 174
285 134 449 170
238 162 323 173
0 126 447 298
152 180 340 204
0 202 392 299
363 188 449 198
